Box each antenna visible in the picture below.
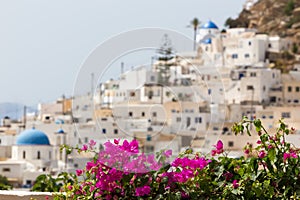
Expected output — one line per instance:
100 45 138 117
23 105 27 129
121 62 124 74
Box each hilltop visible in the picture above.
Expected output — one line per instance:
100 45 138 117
225 0 300 56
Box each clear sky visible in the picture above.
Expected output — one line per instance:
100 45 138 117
0 0 245 106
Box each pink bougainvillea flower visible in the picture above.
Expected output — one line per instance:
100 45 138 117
232 179 239 189
291 152 298 158
86 161 97 171
256 140 262 144
89 139 96 148
244 149 250 154
135 185 151 196
81 144 88 151
164 149 172 158
212 140 224 154
114 139 120 145
211 149 217 156
283 153 290 162
214 140 223 150
284 152 297 162
76 169 83 176
258 150 266 158
120 139 139 153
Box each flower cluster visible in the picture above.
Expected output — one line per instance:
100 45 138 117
211 140 224 156
50 118 300 199
64 139 177 199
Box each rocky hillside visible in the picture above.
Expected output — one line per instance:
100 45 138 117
226 0 300 54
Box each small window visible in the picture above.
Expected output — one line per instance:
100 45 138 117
150 76 155 81
0 139 1 144
145 146 154 152
74 164 78 168
232 54 238 59
130 92 135 97
3 168 10 172
84 137 88 143
245 53 250 58
146 135 152 141
296 87 300 92
247 85 254 90
248 41 252 46
176 117 181 122
114 129 118 134
23 151 26 159
129 112 133 117
228 141 234 147
288 86 292 92
152 112 157 117
102 129 106 134
37 151 41 159
250 72 256 77
49 151 52 159
195 117 202 123
141 112 145 117
281 112 291 118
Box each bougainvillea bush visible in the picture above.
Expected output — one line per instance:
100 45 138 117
47 118 300 199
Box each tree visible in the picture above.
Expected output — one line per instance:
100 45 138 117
0 175 12 190
156 34 175 86
190 18 200 51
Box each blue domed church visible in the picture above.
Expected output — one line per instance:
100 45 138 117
196 20 220 45
16 128 50 145
10 128 56 186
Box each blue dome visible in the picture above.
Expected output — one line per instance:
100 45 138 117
56 129 65 134
201 21 218 29
202 38 212 44
16 128 50 145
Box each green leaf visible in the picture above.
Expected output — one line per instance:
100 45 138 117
268 148 276 162
238 168 245 177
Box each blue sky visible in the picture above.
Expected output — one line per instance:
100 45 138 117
0 0 245 105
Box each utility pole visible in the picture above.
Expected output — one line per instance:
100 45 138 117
91 73 95 97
